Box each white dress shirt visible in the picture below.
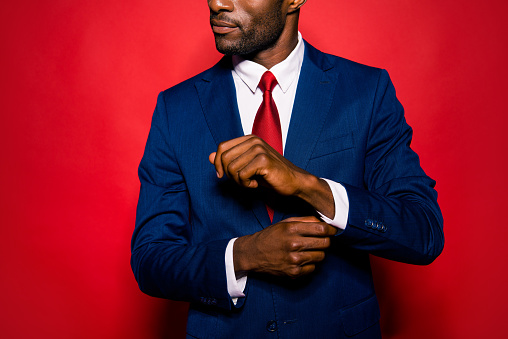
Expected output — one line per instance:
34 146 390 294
225 33 350 301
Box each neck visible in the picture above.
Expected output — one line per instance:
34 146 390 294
244 15 300 69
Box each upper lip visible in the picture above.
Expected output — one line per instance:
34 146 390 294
210 19 237 28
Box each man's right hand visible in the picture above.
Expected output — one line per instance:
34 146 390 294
233 216 337 278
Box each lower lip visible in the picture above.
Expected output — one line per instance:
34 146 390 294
212 26 237 34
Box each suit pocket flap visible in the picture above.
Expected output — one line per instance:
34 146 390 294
341 294 380 337
310 133 354 159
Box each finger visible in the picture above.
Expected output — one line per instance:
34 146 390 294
224 145 271 186
233 152 274 187
298 264 316 276
287 264 314 278
214 136 260 178
319 224 338 237
283 216 321 223
301 237 331 251
288 251 325 268
298 251 326 265
285 253 325 278
213 148 224 178
209 152 220 177
209 152 216 165
287 237 331 252
286 221 337 237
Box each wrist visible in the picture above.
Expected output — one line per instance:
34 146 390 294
296 175 335 219
233 235 254 273
294 173 321 201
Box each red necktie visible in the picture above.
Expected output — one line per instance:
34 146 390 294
252 71 282 221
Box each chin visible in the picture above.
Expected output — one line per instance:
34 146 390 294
214 39 242 55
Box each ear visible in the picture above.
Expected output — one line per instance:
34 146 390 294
287 0 306 14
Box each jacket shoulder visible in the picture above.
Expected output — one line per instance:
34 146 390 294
328 53 386 86
159 58 231 99
305 42 386 84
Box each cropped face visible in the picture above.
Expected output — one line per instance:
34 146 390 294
209 0 286 56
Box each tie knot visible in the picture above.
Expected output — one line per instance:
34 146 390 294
258 71 278 93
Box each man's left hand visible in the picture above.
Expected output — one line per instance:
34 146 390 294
209 135 335 219
209 135 309 197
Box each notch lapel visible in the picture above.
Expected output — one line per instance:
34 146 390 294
195 58 244 146
195 58 272 228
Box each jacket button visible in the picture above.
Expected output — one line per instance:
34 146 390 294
266 320 277 332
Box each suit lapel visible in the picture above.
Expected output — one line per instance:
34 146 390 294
273 43 339 224
195 58 244 145
195 58 272 228
195 47 340 227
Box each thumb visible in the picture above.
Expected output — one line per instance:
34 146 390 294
209 152 216 164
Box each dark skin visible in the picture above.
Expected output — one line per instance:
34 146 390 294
208 0 337 278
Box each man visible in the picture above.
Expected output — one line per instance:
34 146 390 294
131 0 444 337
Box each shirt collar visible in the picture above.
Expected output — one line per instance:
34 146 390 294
232 32 305 94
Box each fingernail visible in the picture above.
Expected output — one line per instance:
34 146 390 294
216 171 220 178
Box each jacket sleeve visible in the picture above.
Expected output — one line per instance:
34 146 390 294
130 92 235 310
336 70 444 265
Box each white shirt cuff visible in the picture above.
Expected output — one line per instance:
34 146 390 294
317 178 349 230
225 238 247 304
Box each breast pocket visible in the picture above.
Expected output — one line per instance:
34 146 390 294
310 132 355 160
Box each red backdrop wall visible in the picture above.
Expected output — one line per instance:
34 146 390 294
1 1 507 338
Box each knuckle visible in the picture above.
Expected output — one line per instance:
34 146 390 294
237 168 247 180
254 152 270 166
217 142 227 153
315 223 327 234
252 143 265 152
287 266 302 278
286 223 298 234
251 136 263 144
288 252 300 265
226 161 237 173
221 148 232 161
257 153 269 163
219 151 228 165
288 241 301 252
237 169 253 186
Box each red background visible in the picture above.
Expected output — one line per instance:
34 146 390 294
1 0 507 338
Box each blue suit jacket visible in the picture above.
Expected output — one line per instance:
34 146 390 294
131 42 444 338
